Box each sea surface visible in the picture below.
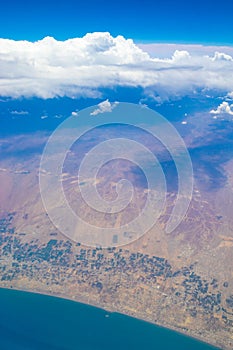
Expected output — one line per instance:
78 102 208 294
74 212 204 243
0 288 220 350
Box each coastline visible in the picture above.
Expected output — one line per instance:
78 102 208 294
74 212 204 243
0 285 221 350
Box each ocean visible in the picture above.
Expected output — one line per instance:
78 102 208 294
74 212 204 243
0 288 219 350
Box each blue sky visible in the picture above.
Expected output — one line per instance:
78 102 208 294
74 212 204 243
1 0 233 44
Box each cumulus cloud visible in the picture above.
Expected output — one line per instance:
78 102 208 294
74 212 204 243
210 102 233 115
0 32 233 99
138 43 233 58
212 52 233 62
90 99 118 116
71 111 79 117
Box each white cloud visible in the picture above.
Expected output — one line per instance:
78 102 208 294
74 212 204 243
10 110 29 115
90 99 118 116
0 32 233 100
210 102 233 115
138 43 233 58
172 50 191 61
71 111 79 117
212 52 233 62
227 92 233 99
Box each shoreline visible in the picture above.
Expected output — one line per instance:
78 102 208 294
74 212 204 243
0 285 221 350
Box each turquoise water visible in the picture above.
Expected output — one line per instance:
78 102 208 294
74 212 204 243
0 288 219 350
